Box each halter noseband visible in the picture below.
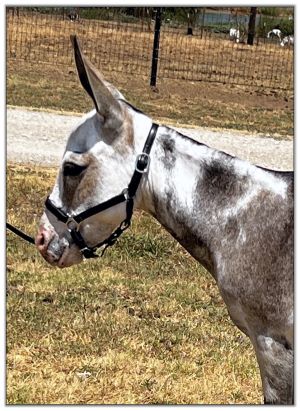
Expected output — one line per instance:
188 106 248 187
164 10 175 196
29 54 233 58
45 123 159 259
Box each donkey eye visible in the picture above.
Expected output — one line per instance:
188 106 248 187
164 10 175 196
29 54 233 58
63 162 87 177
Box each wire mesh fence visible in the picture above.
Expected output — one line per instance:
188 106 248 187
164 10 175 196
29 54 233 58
6 7 294 90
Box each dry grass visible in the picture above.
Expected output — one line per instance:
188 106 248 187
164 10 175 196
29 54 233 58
7 11 293 89
5 12 293 403
6 164 262 404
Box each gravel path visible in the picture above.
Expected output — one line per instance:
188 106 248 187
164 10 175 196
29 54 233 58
7 108 293 170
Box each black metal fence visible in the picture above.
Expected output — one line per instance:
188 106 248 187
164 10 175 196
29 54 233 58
6 7 294 90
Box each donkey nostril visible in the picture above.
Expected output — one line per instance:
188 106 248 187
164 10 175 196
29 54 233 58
36 231 48 249
39 233 45 246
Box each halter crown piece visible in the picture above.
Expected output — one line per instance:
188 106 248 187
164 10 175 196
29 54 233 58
45 122 159 259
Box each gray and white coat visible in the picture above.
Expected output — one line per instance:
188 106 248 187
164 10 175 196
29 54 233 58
36 36 294 404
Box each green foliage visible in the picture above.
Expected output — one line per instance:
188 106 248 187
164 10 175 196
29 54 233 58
257 16 294 37
77 7 112 20
259 7 293 17
202 22 231 34
260 7 281 17
278 19 294 36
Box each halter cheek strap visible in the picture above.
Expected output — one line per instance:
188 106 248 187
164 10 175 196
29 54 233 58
45 123 159 259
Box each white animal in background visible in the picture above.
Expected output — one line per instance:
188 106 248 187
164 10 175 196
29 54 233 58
267 29 282 40
280 35 294 47
229 28 240 43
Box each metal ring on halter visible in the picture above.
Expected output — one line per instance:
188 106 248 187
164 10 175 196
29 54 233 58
122 188 130 200
120 220 130 230
135 153 150 173
66 217 80 232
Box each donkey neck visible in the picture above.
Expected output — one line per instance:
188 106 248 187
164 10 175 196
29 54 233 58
139 126 289 278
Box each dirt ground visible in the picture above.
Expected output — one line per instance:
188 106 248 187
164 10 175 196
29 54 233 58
7 107 293 171
124 74 292 112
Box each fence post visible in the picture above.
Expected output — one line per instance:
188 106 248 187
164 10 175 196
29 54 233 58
200 7 206 39
247 7 257 45
150 7 162 87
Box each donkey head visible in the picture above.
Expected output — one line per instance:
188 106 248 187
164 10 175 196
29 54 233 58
35 36 152 267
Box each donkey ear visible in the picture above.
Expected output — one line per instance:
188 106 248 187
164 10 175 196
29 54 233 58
70 35 123 130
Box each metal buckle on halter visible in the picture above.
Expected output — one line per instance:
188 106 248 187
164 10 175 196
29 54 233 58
122 188 129 200
66 217 80 232
135 153 150 173
120 219 130 230
81 246 98 259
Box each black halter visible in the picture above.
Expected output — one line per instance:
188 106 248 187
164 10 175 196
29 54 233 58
44 123 159 259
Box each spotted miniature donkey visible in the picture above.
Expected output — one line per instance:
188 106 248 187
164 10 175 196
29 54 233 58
36 36 293 404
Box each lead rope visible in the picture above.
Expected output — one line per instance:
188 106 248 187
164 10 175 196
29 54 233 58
6 222 35 245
